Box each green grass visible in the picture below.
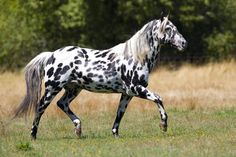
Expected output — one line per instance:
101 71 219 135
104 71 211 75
0 107 236 157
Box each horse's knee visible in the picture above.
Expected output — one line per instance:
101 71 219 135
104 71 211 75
154 94 163 104
57 101 64 109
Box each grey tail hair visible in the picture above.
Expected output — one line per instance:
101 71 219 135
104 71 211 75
14 52 52 118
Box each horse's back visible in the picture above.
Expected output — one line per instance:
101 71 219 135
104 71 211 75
43 46 125 93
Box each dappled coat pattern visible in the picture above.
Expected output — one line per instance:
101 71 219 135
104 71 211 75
15 16 187 139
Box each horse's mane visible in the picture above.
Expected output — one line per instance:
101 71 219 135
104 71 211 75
121 17 170 64
122 20 158 63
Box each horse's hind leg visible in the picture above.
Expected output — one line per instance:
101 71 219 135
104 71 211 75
31 88 61 140
57 88 82 137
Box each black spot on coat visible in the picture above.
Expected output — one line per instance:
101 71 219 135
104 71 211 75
46 55 56 65
92 61 100 65
70 62 73 67
54 76 61 81
67 46 77 51
128 59 133 65
86 68 91 72
47 67 54 78
77 51 84 58
77 72 82 78
60 65 70 75
132 71 139 85
87 73 93 77
96 50 110 58
82 76 93 84
139 74 148 87
81 49 87 54
94 51 100 55
74 60 82 64
59 47 66 51
58 63 63 67
108 53 116 61
121 64 130 86
136 86 148 98
45 80 60 88
107 62 116 71
54 68 62 77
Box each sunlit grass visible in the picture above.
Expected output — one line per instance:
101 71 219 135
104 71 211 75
0 108 236 157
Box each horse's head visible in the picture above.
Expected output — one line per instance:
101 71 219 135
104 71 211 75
155 16 187 51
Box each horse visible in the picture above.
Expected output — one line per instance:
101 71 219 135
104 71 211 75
14 15 187 139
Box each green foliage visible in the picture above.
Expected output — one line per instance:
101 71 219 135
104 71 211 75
206 31 235 60
0 0 235 70
16 141 33 151
56 0 86 29
0 0 46 69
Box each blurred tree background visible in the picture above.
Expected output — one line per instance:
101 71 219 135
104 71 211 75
0 0 235 70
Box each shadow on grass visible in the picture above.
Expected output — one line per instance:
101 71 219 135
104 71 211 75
37 134 112 141
36 129 187 141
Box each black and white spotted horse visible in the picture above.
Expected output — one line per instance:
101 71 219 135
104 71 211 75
15 16 187 139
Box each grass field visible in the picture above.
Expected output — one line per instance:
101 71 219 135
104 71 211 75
0 61 236 157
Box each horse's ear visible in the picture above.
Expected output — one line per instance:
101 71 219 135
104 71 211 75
167 11 171 22
160 11 164 22
160 15 168 32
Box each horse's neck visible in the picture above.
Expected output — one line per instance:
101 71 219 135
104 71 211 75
111 23 161 72
146 39 161 73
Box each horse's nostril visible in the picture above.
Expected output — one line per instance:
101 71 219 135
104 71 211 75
182 41 187 49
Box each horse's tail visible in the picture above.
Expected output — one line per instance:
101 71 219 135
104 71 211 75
14 52 52 118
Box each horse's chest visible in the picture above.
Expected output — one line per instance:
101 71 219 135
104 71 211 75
120 63 149 87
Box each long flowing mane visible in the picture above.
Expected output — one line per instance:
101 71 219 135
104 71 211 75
122 20 158 63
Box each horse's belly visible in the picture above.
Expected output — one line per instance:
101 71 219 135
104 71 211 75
82 81 125 93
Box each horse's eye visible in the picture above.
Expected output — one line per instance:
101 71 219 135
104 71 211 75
165 28 171 32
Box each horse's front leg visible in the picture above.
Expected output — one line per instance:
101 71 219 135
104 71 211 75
133 85 168 132
112 93 133 137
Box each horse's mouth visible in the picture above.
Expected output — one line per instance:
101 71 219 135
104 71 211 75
170 44 185 51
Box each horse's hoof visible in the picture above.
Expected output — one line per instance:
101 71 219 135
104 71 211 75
113 133 120 138
112 129 120 138
159 123 168 132
75 124 82 137
31 134 37 140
